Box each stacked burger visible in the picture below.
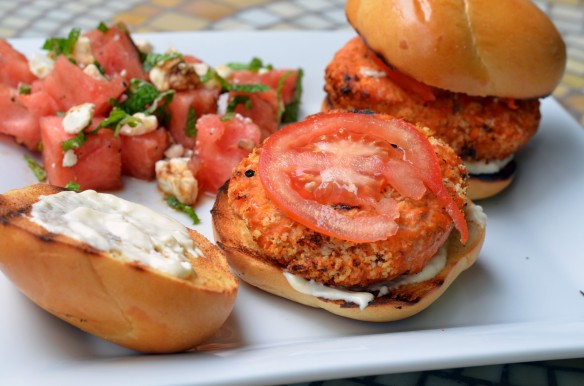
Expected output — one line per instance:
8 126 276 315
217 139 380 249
323 0 566 199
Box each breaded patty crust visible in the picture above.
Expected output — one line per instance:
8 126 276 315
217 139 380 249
324 37 541 163
226 124 468 288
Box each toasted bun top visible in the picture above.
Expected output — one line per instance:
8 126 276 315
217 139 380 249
346 0 566 98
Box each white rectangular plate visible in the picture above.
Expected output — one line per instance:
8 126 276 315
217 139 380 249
1 31 584 386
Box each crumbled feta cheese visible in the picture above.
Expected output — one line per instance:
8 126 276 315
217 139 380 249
155 157 199 205
29 53 55 78
62 149 78 167
164 143 186 159
359 67 387 78
73 36 95 67
135 38 154 54
214 64 233 79
216 93 229 115
119 113 158 136
63 103 95 134
192 63 209 77
83 63 106 81
149 66 169 91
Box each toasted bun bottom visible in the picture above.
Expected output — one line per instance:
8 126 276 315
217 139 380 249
212 182 486 322
0 184 238 353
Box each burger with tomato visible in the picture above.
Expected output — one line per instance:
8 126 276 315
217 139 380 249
212 110 486 321
323 0 566 200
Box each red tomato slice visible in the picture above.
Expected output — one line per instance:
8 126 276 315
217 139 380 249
368 53 436 102
258 112 468 243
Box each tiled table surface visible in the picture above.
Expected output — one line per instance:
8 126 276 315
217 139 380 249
1 1 584 385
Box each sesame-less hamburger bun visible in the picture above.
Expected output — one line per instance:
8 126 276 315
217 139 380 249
345 0 566 98
323 0 566 200
212 111 486 322
0 184 238 353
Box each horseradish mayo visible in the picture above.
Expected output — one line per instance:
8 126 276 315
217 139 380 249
284 203 486 309
29 190 200 278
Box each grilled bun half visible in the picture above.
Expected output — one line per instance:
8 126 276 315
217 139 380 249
0 184 238 353
345 0 566 98
213 182 485 322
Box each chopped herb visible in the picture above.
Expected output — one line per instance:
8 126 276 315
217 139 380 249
199 67 269 93
42 28 80 57
122 78 160 114
97 107 141 135
37 141 43 152
276 71 294 123
221 95 251 121
97 22 109 33
227 95 251 112
24 156 46 182
143 52 183 72
65 181 81 191
164 196 201 225
144 89 174 115
119 78 174 116
61 131 87 151
17 83 31 95
185 107 197 137
281 68 303 123
226 57 273 72
228 83 271 93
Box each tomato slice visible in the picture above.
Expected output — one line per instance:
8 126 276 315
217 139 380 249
258 112 468 243
368 53 436 102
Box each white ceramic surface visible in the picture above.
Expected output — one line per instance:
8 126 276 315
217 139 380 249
1 32 584 386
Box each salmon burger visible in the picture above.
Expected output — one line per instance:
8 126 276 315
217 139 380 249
323 0 566 200
212 111 486 322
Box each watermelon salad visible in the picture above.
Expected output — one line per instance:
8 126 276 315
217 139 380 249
0 22 302 220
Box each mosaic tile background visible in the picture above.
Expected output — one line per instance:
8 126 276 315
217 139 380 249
1 1 584 385
1 0 584 126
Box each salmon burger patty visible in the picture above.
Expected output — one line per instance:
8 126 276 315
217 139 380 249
226 127 468 288
323 37 541 163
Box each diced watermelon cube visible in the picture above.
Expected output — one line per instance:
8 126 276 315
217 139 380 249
40 116 122 191
42 56 125 115
0 39 37 88
0 84 40 150
121 127 170 180
167 88 220 148
85 23 146 81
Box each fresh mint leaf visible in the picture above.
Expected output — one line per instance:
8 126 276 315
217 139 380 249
185 107 197 137
164 196 201 225
42 28 81 57
24 156 46 182
143 52 183 72
61 131 87 151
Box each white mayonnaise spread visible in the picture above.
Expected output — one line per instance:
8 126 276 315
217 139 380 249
359 66 387 78
464 155 513 175
29 190 201 279
283 272 374 310
283 203 486 309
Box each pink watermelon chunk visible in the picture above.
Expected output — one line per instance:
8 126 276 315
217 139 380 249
42 56 125 116
85 23 146 81
0 39 37 88
0 84 41 150
190 113 261 193
167 88 220 148
40 116 122 191
121 127 170 180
